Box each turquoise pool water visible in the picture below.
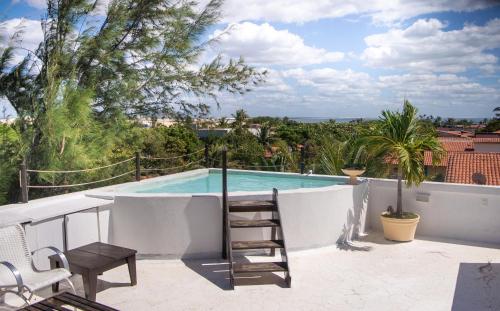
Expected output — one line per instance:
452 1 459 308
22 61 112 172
126 171 345 193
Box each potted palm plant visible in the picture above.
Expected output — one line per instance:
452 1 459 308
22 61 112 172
363 101 444 242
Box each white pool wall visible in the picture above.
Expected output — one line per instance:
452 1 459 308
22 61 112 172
108 169 366 258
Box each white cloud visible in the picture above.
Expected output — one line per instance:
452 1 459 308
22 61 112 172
378 73 499 103
218 0 496 25
23 0 496 25
19 0 112 15
244 68 500 117
210 22 344 67
24 0 46 9
257 68 291 92
283 67 378 98
0 18 43 64
362 18 500 73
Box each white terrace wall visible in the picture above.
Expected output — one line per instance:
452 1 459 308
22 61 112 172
1 174 500 267
367 179 500 244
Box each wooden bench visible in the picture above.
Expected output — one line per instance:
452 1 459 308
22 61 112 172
49 242 137 301
19 291 118 311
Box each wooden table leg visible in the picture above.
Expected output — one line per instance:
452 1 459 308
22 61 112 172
49 259 60 293
82 271 98 301
126 255 137 286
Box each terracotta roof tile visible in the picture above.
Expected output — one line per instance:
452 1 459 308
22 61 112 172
422 138 474 166
437 130 474 138
424 151 448 166
438 138 474 152
472 137 500 143
445 153 500 185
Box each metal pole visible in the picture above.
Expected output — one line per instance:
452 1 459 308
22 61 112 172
300 146 305 174
20 159 28 203
62 215 68 252
204 143 209 168
222 147 228 259
135 151 141 181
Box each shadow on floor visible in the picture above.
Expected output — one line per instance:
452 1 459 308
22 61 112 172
98 280 133 292
59 274 132 299
451 262 500 311
182 256 288 290
357 233 399 245
336 241 373 252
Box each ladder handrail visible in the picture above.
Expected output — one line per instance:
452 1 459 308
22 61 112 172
273 188 292 284
222 147 234 288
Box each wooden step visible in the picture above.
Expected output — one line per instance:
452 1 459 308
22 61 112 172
230 219 280 228
232 240 284 250
228 200 276 213
233 262 288 273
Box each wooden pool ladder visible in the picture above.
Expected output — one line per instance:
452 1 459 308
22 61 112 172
221 149 291 289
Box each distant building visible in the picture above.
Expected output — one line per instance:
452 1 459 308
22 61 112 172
136 117 177 128
436 129 474 138
196 128 232 139
426 137 500 185
472 137 500 152
444 153 500 185
387 136 500 185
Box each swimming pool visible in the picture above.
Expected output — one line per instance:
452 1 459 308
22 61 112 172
96 169 366 257
121 170 346 193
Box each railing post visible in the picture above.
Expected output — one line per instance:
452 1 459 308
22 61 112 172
300 146 305 174
20 159 28 203
135 151 141 181
204 143 209 168
222 147 228 259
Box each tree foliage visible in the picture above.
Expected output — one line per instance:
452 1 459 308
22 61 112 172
0 0 264 201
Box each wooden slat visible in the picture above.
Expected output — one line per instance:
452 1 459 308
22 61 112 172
53 295 102 311
19 292 118 311
233 262 288 273
58 292 119 311
232 240 284 250
230 219 280 228
228 200 276 212
38 300 71 311
23 304 51 311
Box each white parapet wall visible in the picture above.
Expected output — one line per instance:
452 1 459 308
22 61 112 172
367 178 500 244
1 171 499 263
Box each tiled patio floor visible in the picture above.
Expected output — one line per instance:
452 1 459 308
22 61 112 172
3 232 500 310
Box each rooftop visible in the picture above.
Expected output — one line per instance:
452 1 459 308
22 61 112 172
445 152 500 185
1 170 499 310
21 233 500 311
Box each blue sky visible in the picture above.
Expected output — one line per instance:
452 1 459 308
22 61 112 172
1 0 500 119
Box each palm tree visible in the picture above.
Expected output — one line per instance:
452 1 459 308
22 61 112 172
218 117 229 128
363 100 444 218
494 107 500 119
320 138 368 175
257 122 273 147
232 109 249 127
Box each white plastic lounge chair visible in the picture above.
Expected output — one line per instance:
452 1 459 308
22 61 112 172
0 224 75 305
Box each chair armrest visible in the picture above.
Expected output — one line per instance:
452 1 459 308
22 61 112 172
31 246 70 271
0 261 24 293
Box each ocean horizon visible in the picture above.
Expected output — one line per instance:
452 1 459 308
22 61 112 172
288 117 489 123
